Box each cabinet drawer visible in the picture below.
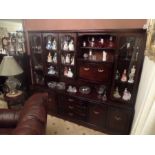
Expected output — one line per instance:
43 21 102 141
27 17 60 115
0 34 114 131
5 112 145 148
79 63 112 83
107 107 132 134
89 104 107 127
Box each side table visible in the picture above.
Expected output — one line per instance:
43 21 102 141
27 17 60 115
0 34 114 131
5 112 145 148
4 90 26 109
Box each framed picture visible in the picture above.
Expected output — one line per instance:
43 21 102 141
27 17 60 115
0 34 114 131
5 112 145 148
145 19 155 61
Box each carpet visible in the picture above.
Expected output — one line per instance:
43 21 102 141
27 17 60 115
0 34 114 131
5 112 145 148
46 115 105 135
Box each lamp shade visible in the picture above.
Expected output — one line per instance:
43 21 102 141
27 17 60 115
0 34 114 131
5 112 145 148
0 56 23 76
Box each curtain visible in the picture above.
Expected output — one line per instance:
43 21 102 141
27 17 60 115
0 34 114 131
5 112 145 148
131 56 155 134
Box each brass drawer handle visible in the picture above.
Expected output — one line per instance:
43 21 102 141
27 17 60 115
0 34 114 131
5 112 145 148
93 111 100 115
98 69 104 72
68 105 74 109
114 116 121 121
68 98 74 102
84 67 90 71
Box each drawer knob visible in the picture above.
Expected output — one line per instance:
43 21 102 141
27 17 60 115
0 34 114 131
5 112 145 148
114 116 121 121
68 105 74 109
84 67 90 71
98 69 104 72
93 111 100 115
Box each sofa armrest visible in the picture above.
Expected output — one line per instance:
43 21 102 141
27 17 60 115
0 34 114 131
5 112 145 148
0 109 20 128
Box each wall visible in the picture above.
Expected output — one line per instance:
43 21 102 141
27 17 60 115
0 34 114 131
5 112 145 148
23 19 146 31
0 20 23 32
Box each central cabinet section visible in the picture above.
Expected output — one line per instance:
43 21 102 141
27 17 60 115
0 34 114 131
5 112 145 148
28 30 145 134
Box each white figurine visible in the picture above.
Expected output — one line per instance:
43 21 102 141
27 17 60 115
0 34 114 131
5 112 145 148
68 39 74 51
65 54 70 64
61 55 65 64
89 50 93 60
67 68 73 78
47 52 52 63
64 67 68 76
90 37 95 47
48 66 56 75
113 87 121 98
63 40 68 51
53 53 57 63
46 39 52 50
71 56 75 65
52 39 57 50
83 41 86 47
122 88 131 101
115 70 120 80
121 69 127 82
128 65 136 83
102 51 107 61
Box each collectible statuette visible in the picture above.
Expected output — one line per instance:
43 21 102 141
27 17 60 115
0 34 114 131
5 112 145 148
102 51 107 61
121 69 127 82
128 65 136 83
47 52 52 63
52 39 57 50
122 88 131 101
63 40 69 51
68 39 74 51
113 87 121 98
46 37 52 50
115 70 120 80
48 66 56 75
53 53 57 63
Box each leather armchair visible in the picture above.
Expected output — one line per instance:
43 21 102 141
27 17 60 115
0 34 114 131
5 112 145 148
0 93 48 135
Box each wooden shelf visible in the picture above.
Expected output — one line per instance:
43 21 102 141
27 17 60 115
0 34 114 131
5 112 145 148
80 47 116 50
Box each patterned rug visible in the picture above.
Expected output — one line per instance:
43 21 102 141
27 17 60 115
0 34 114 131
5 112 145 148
46 115 105 135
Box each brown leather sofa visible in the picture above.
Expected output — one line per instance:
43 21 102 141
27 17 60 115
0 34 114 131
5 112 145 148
0 93 48 135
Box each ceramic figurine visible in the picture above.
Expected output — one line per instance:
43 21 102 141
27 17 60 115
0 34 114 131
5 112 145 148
102 92 107 101
99 38 105 47
67 67 73 78
47 52 52 63
53 52 57 63
121 69 127 82
46 38 52 50
113 87 121 98
102 51 107 61
108 36 114 47
48 66 56 75
65 54 70 64
61 55 65 64
71 56 75 65
83 53 89 60
115 70 120 80
90 37 95 47
122 88 131 101
63 40 69 51
89 50 93 60
68 39 74 51
52 39 57 50
67 86 77 93
128 65 136 83
64 67 68 76
83 41 86 47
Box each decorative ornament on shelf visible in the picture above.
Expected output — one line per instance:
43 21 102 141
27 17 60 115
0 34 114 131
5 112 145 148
128 65 136 83
68 39 74 51
83 41 86 47
46 37 52 50
90 37 95 47
102 51 107 61
53 53 57 64
122 88 131 101
47 52 52 63
113 87 121 99
71 56 75 65
63 40 69 51
115 70 120 80
121 69 127 82
52 39 57 50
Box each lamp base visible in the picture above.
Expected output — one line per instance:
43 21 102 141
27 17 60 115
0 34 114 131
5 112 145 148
6 90 22 97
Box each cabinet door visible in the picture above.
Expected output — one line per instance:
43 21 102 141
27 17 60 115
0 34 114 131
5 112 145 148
28 32 44 85
107 106 132 134
89 104 107 128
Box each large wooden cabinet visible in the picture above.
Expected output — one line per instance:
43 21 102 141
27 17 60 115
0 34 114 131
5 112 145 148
27 29 146 134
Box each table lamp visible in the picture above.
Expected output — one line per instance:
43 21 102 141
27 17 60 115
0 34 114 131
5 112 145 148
0 56 23 96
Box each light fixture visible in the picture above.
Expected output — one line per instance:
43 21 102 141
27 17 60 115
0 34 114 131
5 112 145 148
0 56 23 96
